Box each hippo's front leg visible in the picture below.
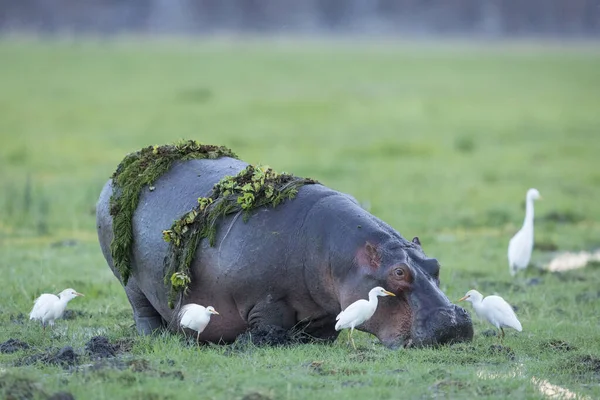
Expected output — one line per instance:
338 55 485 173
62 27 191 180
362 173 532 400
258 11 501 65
242 295 297 346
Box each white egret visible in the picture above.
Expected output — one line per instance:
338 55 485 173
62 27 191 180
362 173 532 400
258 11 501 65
335 286 396 349
29 288 84 330
508 188 542 276
458 289 522 342
178 303 220 342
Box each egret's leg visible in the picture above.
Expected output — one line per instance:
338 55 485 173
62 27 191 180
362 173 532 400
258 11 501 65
197 331 200 343
500 328 505 344
350 328 356 350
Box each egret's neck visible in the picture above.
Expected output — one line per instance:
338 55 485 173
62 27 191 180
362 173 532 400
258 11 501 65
57 296 71 308
470 298 484 314
523 198 535 228
368 292 380 306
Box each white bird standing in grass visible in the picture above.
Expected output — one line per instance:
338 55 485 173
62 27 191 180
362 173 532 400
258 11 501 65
335 286 396 350
508 188 542 276
29 288 84 330
179 303 220 342
458 289 522 342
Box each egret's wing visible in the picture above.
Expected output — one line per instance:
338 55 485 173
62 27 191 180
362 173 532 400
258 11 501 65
178 304 196 320
29 294 58 320
335 300 370 329
484 296 522 331
508 228 533 269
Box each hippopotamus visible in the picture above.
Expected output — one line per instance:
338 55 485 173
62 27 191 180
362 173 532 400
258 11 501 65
96 156 473 348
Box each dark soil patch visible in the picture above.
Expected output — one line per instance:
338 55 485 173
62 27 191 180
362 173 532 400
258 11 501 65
428 367 450 380
482 329 497 337
554 271 588 282
559 354 600 379
541 211 584 225
575 290 600 303
0 375 46 400
159 370 184 380
488 344 515 360
543 340 576 352
534 241 559 252
17 346 79 369
86 356 185 381
429 379 468 394
0 338 30 353
84 336 131 359
48 392 76 400
234 325 317 348
526 277 543 286
10 313 25 325
241 393 272 400
62 309 91 320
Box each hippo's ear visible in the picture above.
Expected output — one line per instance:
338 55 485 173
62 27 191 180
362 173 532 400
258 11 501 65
357 241 381 269
412 237 422 247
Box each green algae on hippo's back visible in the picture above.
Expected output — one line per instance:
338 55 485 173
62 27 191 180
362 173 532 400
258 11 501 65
108 140 238 285
163 164 319 308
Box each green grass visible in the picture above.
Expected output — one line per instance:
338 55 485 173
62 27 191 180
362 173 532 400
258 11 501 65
1 38 600 400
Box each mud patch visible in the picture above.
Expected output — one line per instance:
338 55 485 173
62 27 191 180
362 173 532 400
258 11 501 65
62 309 91 320
542 340 576 352
534 241 558 252
10 313 26 325
84 336 131 359
17 346 79 369
481 329 497 337
526 277 543 286
488 345 515 360
85 357 185 382
304 359 365 376
234 325 317 348
0 338 30 353
48 392 76 400
578 355 600 373
429 379 467 394
575 290 600 303
541 211 584 224
0 374 46 400
553 271 587 282
241 393 272 400
557 354 600 379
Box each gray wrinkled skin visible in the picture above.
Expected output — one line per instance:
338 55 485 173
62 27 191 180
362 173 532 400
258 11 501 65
96 157 473 348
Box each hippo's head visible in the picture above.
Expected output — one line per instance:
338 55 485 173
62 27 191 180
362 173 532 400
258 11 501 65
337 237 473 349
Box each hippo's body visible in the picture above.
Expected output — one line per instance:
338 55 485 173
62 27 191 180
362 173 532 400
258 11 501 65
96 157 473 348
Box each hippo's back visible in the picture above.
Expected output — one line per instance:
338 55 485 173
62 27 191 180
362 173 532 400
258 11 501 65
96 157 248 286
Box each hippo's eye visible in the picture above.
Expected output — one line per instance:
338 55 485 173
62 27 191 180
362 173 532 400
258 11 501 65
394 268 405 278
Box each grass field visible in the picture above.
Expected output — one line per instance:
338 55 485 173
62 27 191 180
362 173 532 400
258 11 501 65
1 38 599 400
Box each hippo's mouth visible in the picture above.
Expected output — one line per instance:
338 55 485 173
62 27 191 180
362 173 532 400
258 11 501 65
379 304 474 349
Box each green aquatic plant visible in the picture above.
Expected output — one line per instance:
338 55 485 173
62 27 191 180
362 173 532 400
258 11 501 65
108 140 238 285
163 164 319 307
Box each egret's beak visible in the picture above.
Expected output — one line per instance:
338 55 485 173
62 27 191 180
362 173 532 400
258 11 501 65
383 290 396 297
76 292 85 297
211 310 220 315
457 295 468 302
